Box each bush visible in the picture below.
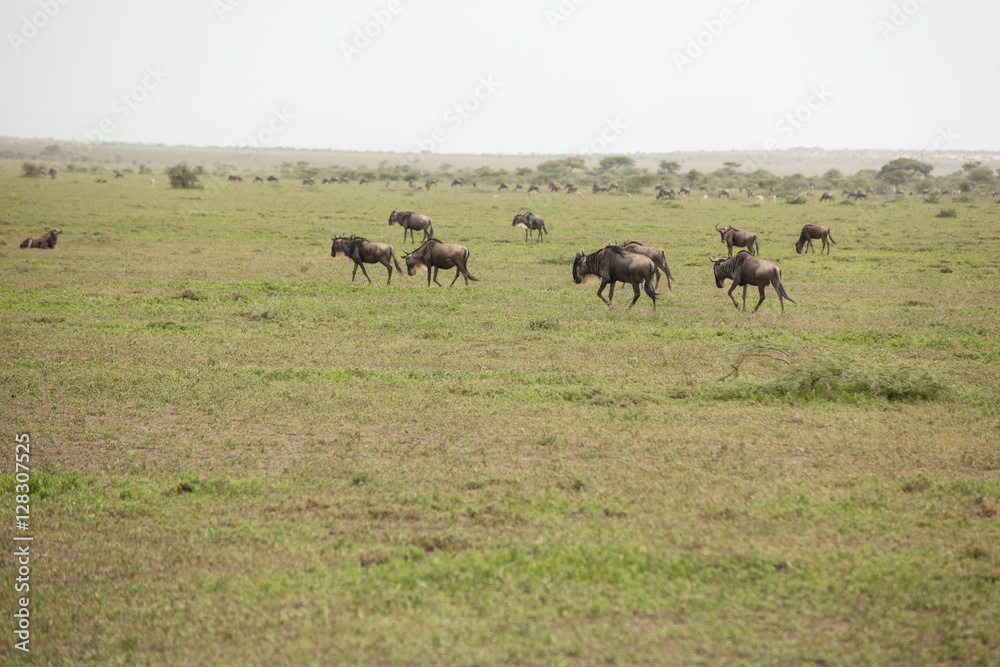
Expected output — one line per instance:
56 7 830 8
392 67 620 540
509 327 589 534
936 208 957 218
166 163 201 189
21 162 44 178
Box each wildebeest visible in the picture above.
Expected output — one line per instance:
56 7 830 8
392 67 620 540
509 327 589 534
622 242 674 291
819 192 834 202
451 179 464 187
228 175 243 183
498 182 509 191
593 183 609 194
512 212 547 242
425 179 437 189
710 251 795 313
253 175 264 183
716 223 759 257
548 181 561 192
388 209 434 244
114 171 124 179
302 177 316 186
266 175 279 183
403 238 478 287
572 245 657 311
48 168 57 179
719 189 730 199
655 184 674 200
795 225 836 255
527 184 539 195
20 227 62 249
330 235 404 285
359 178 369 185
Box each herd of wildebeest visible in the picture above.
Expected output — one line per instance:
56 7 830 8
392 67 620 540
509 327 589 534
19 179 845 313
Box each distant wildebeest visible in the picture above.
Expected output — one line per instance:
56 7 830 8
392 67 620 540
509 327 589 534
548 181 561 192
710 251 795 313
527 184 539 195
228 175 243 183
389 209 434 244
48 168 57 179
267 175 279 183
512 212 547 242
608 183 621 192
795 225 836 255
573 245 657 311
513 183 523 191
679 186 690 196
321 178 333 184
716 223 759 257
819 192 834 202
719 189 730 199
253 175 264 183
359 178 369 185
302 177 315 186
498 182 509 191
593 183 609 194
331 235 404 285
20 227 62 249
746 187 753 199
566 183 578 194
408 180 421 189
655 185 674 200
451 179 464 187
114 171 124 179
425 179 437 189
622 242 674 291
403 238 478 287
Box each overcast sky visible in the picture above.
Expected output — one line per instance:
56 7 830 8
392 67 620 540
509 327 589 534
2 0 998 157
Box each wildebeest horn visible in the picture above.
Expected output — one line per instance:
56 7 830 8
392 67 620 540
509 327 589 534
709 254 724 262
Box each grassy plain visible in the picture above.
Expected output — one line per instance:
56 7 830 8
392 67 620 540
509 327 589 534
1 166 999 665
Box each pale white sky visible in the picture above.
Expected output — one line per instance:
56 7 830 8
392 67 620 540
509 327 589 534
1 0 997 156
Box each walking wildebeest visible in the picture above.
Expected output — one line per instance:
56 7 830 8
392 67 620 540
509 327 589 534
622 242 674 291
573 245 657 311
331 235 404 285
228 175 242 183
795 225 836 255
819 192 834 202
403 239 478 287
389 209 434 244
512 212 547 243
20 227 62 249
710 251 795 313
716 224 759 257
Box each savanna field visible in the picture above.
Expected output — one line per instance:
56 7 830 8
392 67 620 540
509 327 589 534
1 163 999 665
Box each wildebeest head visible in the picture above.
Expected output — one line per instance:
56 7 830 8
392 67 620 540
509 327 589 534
710 254 730 287
388 209 401 225
572 248 588 284
715 223 734 243
331 235 353 258
794 236 807 254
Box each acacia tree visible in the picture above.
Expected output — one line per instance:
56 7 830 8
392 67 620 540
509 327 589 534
599 156 635 171
877 158 932 185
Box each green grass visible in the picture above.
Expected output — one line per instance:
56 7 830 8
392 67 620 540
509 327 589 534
1 165 999 665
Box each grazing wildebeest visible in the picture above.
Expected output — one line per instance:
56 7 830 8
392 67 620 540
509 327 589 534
451 179 464 187
819 192 834 202
302 177 315 186
228 175 243 182
622 242 674 291
679 186 690 196
719 189 730 199
498 182 509 191
795 225 836 255
389 209 434 244
267 175 279 183
716 223 759 257
710 251 795 313
114 171 124 179
331 235 404 285
593 183 609 194
548 181 561 192
527 184 539 195
566 183 578 194
512 212 547 242
48 168 57 179
359 178 369 185
513 183 523 191
655 185 675 200
425 179 437 189
253 175 264 183
20 227 62 249
573 245 657 311
403 238 478 287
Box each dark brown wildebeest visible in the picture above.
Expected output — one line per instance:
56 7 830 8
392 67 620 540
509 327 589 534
389 209 434 243
593 183 609 194
498 182 509 191
403 238 478 287
425 178 437 189
716 223 759 257
548 181 561 192
48 168 57 179
622 242 674 291
513 183 523 191
253 175 264 183
573 245 657 311
451 179 464 187
302 177 315 186
710 251 794 313
679 186 690 196
527 184 539 195
20 227 62 249
655 184 674 200
566 183 578 194
267 175 279 183
512 212 547 242
795 225 836 255
719 189 730 199
331 235 404 285
359 178 369 185
114 171 124 179
228 175 243 182
819 192 834 202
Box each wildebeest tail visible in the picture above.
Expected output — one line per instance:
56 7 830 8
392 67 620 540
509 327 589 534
427 221 434 238
828 232 836 244
777 280 796 304
644 277 656 304
460 250 479 282
392 253 403 274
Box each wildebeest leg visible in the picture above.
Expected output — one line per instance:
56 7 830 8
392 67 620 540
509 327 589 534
380 260 392 285
432 267 444 287
627 281 642 310
652 269 660 291
726 282 741 310
596 280 613 308
448 267 462 287
356 262 372 284
752 285 767 313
